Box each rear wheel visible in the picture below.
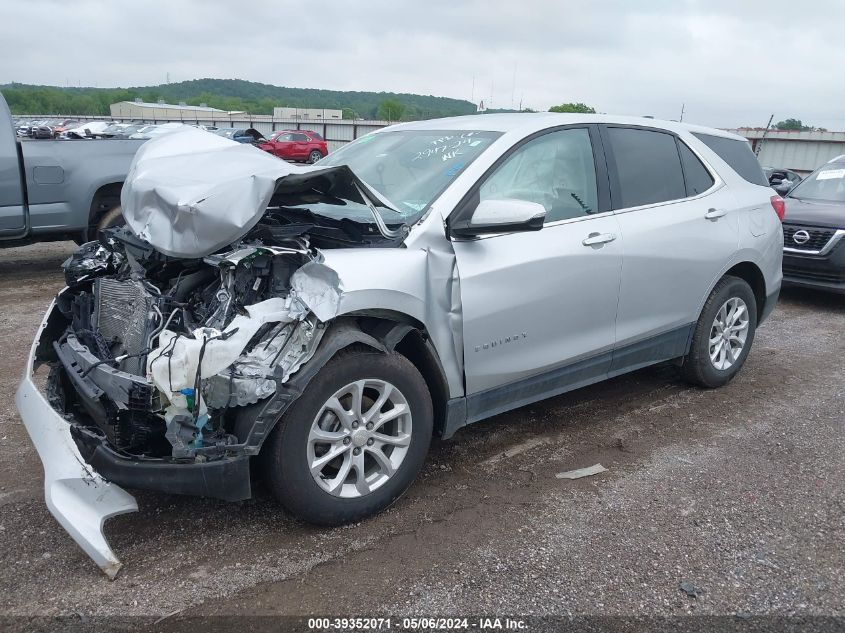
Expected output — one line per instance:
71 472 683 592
681 276 757 388
261 349 432 525
308 149 323 164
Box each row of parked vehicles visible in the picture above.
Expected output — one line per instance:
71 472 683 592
13 117 329 163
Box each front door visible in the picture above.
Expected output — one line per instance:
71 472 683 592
0 95 25 236
451 126 622 416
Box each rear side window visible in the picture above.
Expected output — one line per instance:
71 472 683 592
678 141 715 195
607 127 686 208
692 133 768 186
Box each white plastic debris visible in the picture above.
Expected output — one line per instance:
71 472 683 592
147 297 297 403
555 463 608 480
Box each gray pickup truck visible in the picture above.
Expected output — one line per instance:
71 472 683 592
0 92 144 246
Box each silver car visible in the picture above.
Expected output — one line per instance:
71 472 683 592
17 115 783 576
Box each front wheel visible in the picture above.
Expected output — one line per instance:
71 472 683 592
261 349 433 525
681 276 758 388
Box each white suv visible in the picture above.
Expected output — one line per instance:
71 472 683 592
18 115 783 576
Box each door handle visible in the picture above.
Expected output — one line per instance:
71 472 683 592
705 208 727 220
582 232 617 246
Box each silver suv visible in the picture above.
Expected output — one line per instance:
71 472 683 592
17 115 783 576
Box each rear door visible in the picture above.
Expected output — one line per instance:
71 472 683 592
451 126 622 414
601 125 739 373
0 96 26 236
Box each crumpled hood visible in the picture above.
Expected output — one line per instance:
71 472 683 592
121 126 370 258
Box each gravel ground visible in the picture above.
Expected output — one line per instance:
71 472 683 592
0 241 842 629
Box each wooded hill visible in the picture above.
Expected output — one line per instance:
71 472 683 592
1 78 478 120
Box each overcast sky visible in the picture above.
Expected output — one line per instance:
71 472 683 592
3 0 844 130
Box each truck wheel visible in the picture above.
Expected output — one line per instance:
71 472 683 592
97 206 125 231
261 349 432 525
681 276 757 388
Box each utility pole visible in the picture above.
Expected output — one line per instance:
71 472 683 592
511 63 516 110
755 114 774 157
679 103 685 122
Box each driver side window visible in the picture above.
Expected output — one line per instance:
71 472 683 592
479 128 598 223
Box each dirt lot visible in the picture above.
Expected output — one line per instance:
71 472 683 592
0 242 842 627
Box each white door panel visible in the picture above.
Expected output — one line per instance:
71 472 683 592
454 215 622 394
613 187 739 346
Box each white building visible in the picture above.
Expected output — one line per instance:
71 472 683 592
273 106 342 120
109 100 244 121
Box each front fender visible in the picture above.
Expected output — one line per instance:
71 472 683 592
316 246 465 398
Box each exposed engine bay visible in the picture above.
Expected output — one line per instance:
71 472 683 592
49 189 403 472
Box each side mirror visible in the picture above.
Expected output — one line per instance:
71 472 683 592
450 198 546 238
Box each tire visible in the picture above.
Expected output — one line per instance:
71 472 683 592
96 206 125 232
308 150 323 164
261 349 433 526
681 275 758 388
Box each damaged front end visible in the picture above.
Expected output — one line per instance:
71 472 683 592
17 127 417 577
56 229 335 486
18 227 339 576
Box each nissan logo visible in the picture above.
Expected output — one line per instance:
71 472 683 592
792 230 811 245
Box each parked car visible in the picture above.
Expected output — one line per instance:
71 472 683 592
780 155 845 293
31 122 57 139
764 167 803 195
259 129 327 163
127 122 187 139
17 115 782 577
60 121 111 139
0 92 146 247
213 127 266 144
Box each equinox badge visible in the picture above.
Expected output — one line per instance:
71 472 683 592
475 332 527 352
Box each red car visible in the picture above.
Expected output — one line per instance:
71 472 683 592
259 129 328 163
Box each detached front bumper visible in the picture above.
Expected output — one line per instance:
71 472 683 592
16 301 138 579
17 301 254 578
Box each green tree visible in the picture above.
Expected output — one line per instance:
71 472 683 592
549 102 596 114
775 118 810 131
378 99 405 121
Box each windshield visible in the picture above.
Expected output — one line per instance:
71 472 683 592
316 129 501 224
788 164 845 202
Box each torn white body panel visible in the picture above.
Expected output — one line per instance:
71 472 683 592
290 261 343 322
15 301 138 579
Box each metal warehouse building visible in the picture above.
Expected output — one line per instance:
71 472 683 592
273 107 342 120
109 100 244 121
727 128 845 176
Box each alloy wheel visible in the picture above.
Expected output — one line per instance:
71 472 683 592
708 297 750 370
307 379 412 498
